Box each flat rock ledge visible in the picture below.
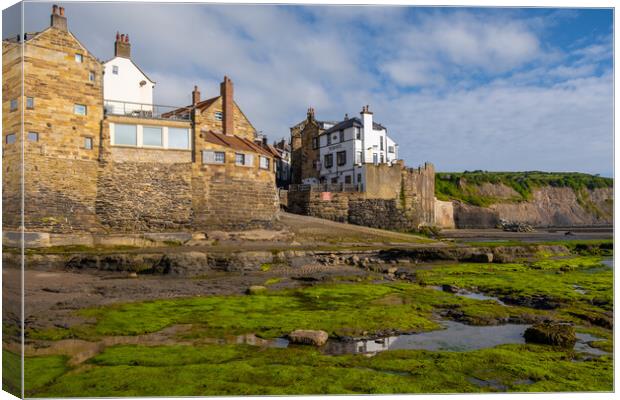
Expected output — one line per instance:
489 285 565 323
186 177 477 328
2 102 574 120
288 329 329 346
523 321 576 348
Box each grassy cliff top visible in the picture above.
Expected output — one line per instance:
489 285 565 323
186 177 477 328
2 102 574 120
435 171 613 207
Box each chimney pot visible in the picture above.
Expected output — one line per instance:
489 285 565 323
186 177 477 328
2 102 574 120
114 32 131 58
50 4 67 30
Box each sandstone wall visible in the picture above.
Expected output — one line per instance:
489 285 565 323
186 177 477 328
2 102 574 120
434 199 455 229
96 162 193 232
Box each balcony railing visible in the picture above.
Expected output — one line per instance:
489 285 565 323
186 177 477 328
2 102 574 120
104 100 190 120
289 183 362 193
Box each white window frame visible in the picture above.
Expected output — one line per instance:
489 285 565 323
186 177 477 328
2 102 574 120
74 104 87 115
112 65 119 75
10 99 17 112
84 137 93 150
75 53 83 63
110 124 192 150
214 111 223 121
26 97 34 109
168 127 190 150
142 126 163 147
203 150 226 164
235 153 254 167
259 156 270 170
5 133 16 144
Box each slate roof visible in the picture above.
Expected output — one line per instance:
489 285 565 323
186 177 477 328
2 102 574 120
322 117 386 135
202 130 273 158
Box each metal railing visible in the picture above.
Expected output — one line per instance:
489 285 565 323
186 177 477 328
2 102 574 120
104 100 190 120
289 183 362 192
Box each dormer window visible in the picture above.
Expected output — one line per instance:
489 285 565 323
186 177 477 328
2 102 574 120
75 53 83 63
112 65 118 75
215 111 223 121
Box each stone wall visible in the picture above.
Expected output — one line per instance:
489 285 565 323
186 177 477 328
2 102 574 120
287 162 436 231
96 162 193 232
434 199 455 229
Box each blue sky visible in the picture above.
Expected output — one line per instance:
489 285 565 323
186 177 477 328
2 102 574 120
3 2 614 175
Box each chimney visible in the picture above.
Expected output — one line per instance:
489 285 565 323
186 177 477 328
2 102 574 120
220 76 234 135
360 104 373 139
50 4 67 31
307 107 315 121
192 85 201 105
114 32 131 58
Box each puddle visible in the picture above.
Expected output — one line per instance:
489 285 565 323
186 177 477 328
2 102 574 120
430 286 506 305
320 321 610 357
572 285 587 294
601 258 613 268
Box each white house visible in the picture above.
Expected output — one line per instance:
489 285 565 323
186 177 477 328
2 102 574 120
316 105 398 188
103 33 155 115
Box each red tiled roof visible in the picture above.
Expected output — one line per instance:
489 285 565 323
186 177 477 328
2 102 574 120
202 130 273 158
162 96 220 118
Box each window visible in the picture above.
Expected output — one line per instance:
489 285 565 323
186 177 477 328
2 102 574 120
355 151 362 164
235 153 253 167
388 145 395 154
355 127 361 139
339 130 344 142
312 137 319 149
380 154 384 164
380 136 384 150
373 153 378 165
203 150 226 164
345 175 352 184
326 134 332 145
115 124 137 146
27 132 38 142
331 177 338 184
89 71 95 82
5 133 16 144
357 173 362 183
75 53 83 63
10 99 17 112
214 111 223 121
259 156 270 170
324 153 333 168
26 97 34 109
74 104 87 115
143 126 163 147
112 65 119 74
84 137 93 149
168 127 190 149
337 151 346 166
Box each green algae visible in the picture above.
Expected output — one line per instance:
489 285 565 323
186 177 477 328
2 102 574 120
27 343 612 397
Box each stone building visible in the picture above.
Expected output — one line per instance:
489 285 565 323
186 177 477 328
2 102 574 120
289 108 337 185
287 106 435 230
2 5 279 236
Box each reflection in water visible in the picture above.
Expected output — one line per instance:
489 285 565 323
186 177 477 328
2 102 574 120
601 258 613 268
430 286 506 305
321 321 610 357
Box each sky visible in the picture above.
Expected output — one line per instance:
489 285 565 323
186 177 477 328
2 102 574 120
3 2 614 176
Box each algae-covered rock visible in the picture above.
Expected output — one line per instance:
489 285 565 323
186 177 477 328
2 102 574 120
524 321 576 348
289 329 329 346
247 285 267 295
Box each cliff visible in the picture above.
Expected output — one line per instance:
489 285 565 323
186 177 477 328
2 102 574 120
436 172 613 228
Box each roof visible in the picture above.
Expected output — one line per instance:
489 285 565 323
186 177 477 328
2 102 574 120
322 117 386 136
162 96 219 118
202 130 274 158
321 117 386 135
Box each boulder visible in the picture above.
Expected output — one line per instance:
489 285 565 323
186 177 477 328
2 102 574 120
246 285 267 295
128 272 138 279
523 321 576 348
442 284 461 293
288 329 329 346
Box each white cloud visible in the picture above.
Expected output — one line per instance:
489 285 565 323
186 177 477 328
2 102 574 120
17 3 613 174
